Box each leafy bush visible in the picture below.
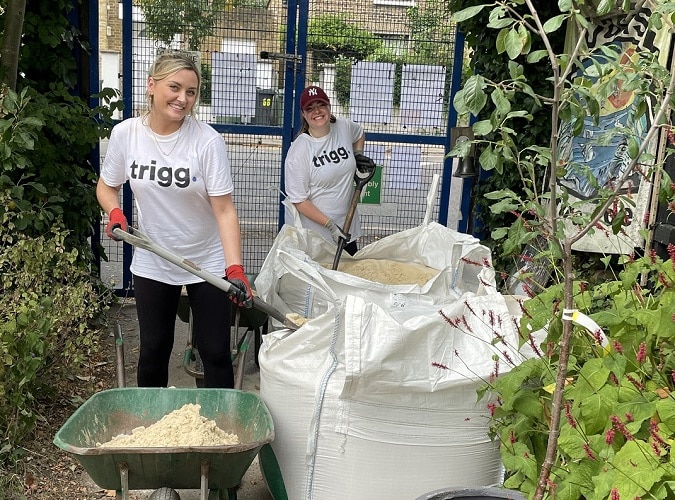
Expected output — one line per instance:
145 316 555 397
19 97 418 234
0 84 119 261
487 250 675 498
0 220 112 462
0 84 115 464
447 0 565 274
307 14 383 62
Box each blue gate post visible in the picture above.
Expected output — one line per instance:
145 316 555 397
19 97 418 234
119 0 134 294
278 0 308 230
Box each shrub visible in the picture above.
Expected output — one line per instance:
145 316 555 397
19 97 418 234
487 250 675 498
0 222 113 462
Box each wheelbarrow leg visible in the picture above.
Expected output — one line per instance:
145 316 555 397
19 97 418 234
200 459 210 500
233 330 253 390
115 462 129 500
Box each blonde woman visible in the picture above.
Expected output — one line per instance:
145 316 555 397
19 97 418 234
96 51 252 388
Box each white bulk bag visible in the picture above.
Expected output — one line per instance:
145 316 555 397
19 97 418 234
256 224 524 500
255 222 495 323
259 291 519 500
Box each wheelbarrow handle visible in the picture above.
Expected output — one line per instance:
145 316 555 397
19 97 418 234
112 227 299 331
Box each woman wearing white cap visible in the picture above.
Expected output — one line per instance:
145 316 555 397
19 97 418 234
284 85 375 255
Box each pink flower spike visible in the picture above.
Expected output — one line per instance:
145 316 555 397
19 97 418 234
637 342 647 364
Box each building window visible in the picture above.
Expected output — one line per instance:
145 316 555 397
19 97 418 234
377 34 410 56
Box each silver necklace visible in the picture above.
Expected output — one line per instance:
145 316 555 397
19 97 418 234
148 118 184 156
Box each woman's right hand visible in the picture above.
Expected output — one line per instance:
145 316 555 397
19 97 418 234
324 219 350 244
106 208 128 241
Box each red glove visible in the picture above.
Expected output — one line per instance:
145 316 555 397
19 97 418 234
106 208 128 241
225 264 253 308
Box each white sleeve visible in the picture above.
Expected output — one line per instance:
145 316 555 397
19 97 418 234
99 125 128 187
284 141 311 203
344 117 364 144
201 135 233 196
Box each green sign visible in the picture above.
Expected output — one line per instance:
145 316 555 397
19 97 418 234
358 165 382 205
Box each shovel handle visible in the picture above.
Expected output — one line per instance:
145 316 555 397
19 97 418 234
331 174 371 270
112 227 299 331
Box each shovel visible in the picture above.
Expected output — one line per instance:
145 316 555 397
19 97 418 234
112 227 300 331
331 166 375 270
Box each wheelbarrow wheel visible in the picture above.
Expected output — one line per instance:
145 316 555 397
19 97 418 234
148 487 181 500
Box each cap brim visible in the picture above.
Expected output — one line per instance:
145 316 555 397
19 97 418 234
302 98 330 110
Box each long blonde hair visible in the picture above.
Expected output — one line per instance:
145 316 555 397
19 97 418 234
145 51 201 117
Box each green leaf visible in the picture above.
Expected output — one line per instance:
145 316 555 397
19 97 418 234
611 440 664 498
558 0 573 10
578 387 615 434
558 421 587 459
627 135 640 159
656 397 675 429
572 358 610 401
487 17 514 29
527 50 548 64
501 441 539 480
596 0 617 17
496 28 508 55
479 145 501 172
473 119 494 136
484 189 518 200
505 29 523 59
491 88 511 116
488 7 513 29
452 89 469 116
543 15 567 34
491 227 508 240
490 197 520 215
463 75 488 116
513 390 545 418
451 5 485 23
508 60 524 80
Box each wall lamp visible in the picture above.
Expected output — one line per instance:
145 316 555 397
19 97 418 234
450 126 478 178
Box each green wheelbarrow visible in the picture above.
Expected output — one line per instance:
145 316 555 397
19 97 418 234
53 387 274 500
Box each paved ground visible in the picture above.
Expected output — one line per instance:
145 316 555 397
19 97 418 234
101 299 274 500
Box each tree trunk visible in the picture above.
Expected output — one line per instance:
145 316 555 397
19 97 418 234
1 0 27 91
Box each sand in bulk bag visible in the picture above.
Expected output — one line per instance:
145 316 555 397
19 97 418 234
257 237 524 500
259 286 522 500
254 221 494 323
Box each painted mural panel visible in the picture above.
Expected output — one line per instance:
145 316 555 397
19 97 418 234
558 6 672 253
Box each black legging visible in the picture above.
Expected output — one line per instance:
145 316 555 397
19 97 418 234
133 275 233 388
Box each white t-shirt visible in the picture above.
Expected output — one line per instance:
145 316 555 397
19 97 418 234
100 116 233 285
284 117 364 242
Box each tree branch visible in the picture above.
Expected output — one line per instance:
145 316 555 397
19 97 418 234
0 0 27 91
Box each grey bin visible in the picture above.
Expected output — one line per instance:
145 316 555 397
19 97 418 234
255 88 276 125
415 487 526 500
272 89 284 125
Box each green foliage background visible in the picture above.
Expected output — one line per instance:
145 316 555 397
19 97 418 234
447 0 566 276
0 0 116 484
